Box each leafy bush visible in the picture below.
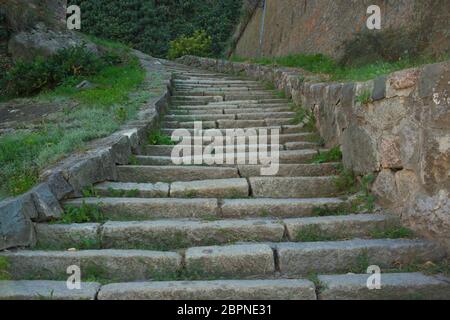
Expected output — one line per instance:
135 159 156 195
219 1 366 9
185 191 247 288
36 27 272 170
0 45 120 97
167 30 212 60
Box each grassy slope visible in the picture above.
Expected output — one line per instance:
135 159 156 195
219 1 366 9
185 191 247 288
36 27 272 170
0 37 161 199
230 54 449 82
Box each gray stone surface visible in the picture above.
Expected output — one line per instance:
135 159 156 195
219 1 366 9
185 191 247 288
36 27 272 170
0 195 36 250
250 176 340 198
0 250 182 282
0 280 101 300
185 244 275 277
34 223 100 249
64 198 219 220
238 163 339 177
8 26 98 62
46 171 73 200
318 273 450 300
276 239 445 275
98 279 317 300
29 183 63 221
95 181 169 198
117 165 239 183
285 214 392 241
101 219 284 249
221 198 347 218
170 178 249 198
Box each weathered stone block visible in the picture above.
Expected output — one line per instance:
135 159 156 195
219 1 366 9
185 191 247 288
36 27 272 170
0 195 36 250
29 183 63 221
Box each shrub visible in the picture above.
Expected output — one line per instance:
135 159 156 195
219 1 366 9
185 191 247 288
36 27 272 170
167 30 212 60
0 45 119 98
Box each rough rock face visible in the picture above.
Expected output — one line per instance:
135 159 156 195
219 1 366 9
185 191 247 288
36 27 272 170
178 55 450 250
233 0 450 59
1 0 98 61
8 24 98 61
0 0 67 32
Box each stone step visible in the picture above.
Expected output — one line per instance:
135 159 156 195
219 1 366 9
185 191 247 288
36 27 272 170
143 144 284 157
0 250 182 282
95 181 169 198
220 198 348 218
223 107 293 114
64 198 219 220
34 223 101 249
35 213 389 250
223 94 279 101
265 118 295 127
174 103 291 111
284 214 394 241
170 178 249 198
171 108 225 115
249 176 340 198
163 120 217 129
238 163 339 177
160 131 316 144
208 99 290 105
100 219 285 250
117 165 239 183
171 95 224 102
165 114 236 121
317 273 450 300
97 279 316 300
235 112 296 120
185 244 275 278
285 141 321 150
133 150 318 167
0 281 100 300
175 92 277 99
173 80 259 85
216 120 267 128
276 239 445 276
161 127 282 136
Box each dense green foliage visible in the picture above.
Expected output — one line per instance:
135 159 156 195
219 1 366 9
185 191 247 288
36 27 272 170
168 30 212 60
69 0 242 58
1 46 122 98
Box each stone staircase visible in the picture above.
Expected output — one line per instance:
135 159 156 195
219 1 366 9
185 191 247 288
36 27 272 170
1 65 449 300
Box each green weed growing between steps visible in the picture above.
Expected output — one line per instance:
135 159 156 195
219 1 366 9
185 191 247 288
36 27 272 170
58 203 106 224
0 257 11 280
148 128 176 145
311 146 343 164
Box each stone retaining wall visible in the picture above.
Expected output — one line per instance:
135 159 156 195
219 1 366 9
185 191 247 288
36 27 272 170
177 55 450 248
0 50 174 250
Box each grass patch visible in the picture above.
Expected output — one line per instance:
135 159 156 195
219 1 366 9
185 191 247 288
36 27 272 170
58 203 106 224
148 128 175 145
0 257 11 280
370 225 415 239
356 90 372 105
311 146 342 164
0 40 159 199
295 225 342 242
307 273 328 293
231 53 449 82
290 105 316 132
34 237 102 251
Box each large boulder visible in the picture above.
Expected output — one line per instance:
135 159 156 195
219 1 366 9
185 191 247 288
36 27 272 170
8 24 98 62
0 195 37 250
0 0 67 33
